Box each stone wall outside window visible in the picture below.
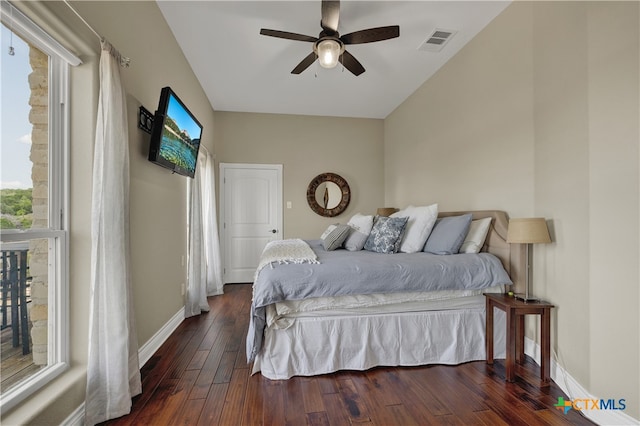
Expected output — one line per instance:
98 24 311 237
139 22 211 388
28 44 48 366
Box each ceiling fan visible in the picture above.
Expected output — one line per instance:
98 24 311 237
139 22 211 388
260 0 400 76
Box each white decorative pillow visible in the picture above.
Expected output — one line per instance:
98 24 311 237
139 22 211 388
320 224 351 251
459 217 492 253
391 203 439 253
344 213 374 251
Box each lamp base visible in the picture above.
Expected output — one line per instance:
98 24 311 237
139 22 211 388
514 293 540 303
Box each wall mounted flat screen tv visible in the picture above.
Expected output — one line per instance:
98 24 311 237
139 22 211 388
148 87 202 178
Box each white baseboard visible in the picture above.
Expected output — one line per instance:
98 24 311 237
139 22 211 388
61 307 185 426
62 403 85 426
524 337 639 426
138 307 185 367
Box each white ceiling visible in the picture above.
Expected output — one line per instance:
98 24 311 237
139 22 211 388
157 1 510 119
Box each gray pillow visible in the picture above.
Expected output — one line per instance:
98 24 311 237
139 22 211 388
364 216 409 254
423 213 473 255
320 224 351 251
344 230 369 252
343 213 374 251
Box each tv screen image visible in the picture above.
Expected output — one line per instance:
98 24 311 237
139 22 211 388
148 87 203 178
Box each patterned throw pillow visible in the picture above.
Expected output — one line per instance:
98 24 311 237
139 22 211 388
364 216 409 254
320 224 352 251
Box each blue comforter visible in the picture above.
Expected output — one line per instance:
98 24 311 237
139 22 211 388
246 239 512 362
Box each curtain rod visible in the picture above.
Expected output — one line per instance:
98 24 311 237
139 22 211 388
63 0 99 41
63 0 131 67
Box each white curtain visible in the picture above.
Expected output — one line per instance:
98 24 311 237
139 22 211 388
202 150 224 297
85 40 141 425
185 149 223 318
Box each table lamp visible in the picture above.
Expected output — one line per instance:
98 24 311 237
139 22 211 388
506 218 551 302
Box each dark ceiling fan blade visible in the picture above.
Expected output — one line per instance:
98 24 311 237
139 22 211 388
339 50 365 76
321 0 340 34
291 52 318 74
260 29 318 43
341 25 400 45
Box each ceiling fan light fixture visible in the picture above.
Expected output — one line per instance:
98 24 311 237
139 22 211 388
316 39 342 68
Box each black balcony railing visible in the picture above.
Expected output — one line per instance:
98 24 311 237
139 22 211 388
1 243 31 355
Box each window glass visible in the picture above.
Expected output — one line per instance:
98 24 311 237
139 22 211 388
1 22 49 230
0 238 50 392
1 14 69 412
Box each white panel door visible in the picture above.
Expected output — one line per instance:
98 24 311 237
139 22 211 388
220 163 282 283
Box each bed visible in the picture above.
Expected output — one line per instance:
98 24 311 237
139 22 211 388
248 210 526 379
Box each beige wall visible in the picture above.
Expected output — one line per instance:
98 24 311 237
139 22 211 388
584 1 639 411
6 1 638 424
3 1 215 424
214 112 384 239
76 1 218 345
531 0 592 397
384 2 535 215
386 1 639 420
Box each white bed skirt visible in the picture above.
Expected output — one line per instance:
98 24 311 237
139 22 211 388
252 305 507 379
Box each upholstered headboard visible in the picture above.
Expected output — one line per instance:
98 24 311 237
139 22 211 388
438 210 525 293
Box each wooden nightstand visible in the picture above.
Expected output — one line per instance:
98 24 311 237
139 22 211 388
485 293 555 385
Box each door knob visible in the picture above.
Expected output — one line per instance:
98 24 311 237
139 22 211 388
269 229 277 234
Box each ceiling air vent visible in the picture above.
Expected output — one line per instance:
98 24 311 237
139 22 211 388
418 29 457 52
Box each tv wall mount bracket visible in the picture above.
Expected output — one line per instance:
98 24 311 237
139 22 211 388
138 106 154 134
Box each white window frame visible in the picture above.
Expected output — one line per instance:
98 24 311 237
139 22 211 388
0 0 79 412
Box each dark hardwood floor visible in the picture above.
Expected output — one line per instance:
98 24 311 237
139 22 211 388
103 284 594 426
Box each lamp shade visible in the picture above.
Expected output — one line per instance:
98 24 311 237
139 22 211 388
317 39 342 68
506 218 551 244
376 207 399 217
